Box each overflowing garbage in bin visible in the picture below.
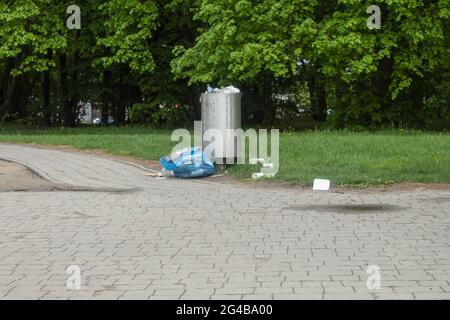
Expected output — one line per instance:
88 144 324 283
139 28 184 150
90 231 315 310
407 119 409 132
206 85 240 94
201 85 242 164
156 85 242 179
159 147 215 179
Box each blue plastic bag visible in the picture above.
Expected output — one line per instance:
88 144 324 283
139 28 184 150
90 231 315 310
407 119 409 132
159 147 215 179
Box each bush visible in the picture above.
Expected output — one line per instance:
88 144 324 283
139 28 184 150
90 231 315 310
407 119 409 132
129 102 194 127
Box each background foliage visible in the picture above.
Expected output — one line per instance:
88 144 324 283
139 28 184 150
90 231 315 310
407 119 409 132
0 0 448 129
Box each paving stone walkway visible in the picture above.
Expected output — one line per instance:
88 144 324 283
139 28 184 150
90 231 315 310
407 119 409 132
0 144 449 300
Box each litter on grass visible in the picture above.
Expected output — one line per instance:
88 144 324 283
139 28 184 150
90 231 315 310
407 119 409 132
251 170 276 179
313 179 331 191
252 172 264 179
160 147 215 179
250 158 277 179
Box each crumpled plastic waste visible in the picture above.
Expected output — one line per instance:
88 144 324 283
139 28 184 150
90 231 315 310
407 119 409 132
250 158 276 179
206 85 240 94
159 147 216 179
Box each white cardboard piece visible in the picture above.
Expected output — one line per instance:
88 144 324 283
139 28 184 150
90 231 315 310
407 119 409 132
313 179 330 191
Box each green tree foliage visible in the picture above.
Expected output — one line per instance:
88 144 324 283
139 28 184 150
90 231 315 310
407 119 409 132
173 0 449 128
127 0 203 126
171 0 322 123
97 0 158 74
311 0 450 127
0 0 66 75
0 0 448 129
172 0 314 83
0 0 66 120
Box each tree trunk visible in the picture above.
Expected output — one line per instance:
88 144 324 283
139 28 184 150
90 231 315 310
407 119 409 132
375 56 394 111
262 77 276 124
1 58 17 117
308 67 327 122
71 52 79 126
113 75 125 125
43 52 52 126
10 75 29 119
374 4 394 119
59 54 75 127
101 70 112 125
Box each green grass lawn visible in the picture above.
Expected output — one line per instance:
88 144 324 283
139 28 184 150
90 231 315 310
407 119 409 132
0 125 449 186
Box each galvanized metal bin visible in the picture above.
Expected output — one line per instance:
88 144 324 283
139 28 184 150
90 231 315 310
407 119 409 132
201 91 242 163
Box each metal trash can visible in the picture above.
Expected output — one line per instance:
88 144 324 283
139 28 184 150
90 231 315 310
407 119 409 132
201 88 242 164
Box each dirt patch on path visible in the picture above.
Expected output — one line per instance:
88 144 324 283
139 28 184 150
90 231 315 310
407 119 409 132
0 159 137 193
0 160 61 192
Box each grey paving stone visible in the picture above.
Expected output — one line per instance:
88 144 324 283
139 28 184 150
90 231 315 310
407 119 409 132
1 144 449 300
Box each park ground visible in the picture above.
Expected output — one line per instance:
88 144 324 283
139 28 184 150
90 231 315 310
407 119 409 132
0 125 449 187
0 143 449 300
